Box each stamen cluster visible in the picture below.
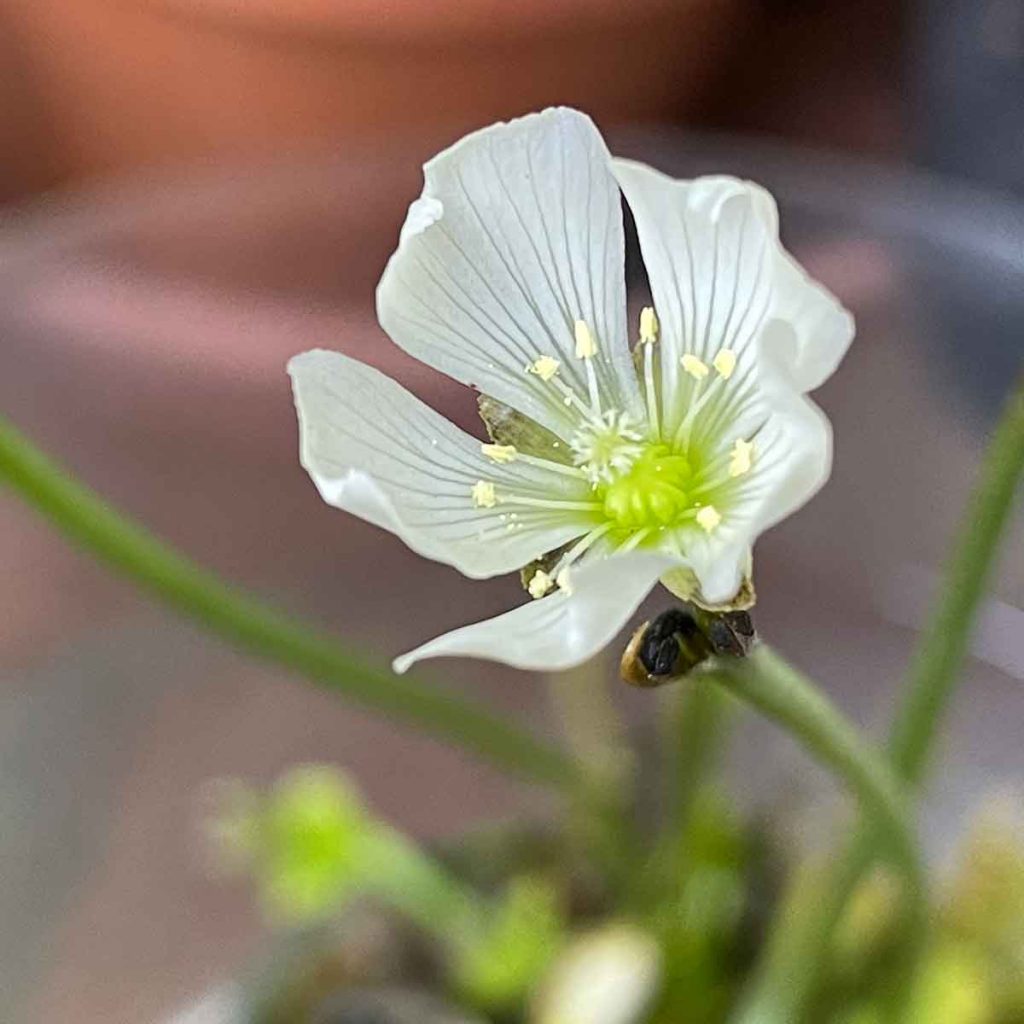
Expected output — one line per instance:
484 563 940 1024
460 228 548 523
569 410 645 486
469 309 756 599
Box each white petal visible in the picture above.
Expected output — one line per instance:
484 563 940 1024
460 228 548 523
683 541 753 609
611 161 854 423
378 108 643 441
764 244 856 392
393 553 675 673
739 181 857 392
289 349 593 579
681 345 833 604
744 357 833 533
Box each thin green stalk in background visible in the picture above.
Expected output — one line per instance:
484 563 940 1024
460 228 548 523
546 659 638 883
361 824 488 948
641 680 736 926
737 376 1024 1024
890 377 1024 784
547 659 635 803
665 680 734 862
0 416 576 789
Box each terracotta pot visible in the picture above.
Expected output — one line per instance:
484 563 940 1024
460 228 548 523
0 0 747 188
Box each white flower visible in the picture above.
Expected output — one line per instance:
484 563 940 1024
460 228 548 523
288 108 854 674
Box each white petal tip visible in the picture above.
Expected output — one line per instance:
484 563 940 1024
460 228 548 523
286 348 333 379
391 654 415 674
399 195 444 245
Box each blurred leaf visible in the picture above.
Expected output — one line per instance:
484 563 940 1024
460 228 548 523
457 876 566 1013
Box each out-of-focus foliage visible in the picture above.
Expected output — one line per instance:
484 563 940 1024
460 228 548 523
456 876 565 1013
211 767 1024 1024
824 804 1024 1024
207 765 371 924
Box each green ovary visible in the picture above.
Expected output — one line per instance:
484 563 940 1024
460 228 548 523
599 444 694 531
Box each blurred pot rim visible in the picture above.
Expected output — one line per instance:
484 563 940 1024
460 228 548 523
4 130 1024 278
131 0 706 45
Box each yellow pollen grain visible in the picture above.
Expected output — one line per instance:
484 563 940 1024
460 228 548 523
528 569 553 599
481 443 517 464
639 306 659 345
729 438 754 477
471 480 497 508
713 348 737 379
574 319 597 359
555 567 573 596
696 505 722 533
529 355 561 381
681 353 709 380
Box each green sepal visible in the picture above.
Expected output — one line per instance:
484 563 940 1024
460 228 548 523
478 395 576 597
661 564 757 613
477 395 573 465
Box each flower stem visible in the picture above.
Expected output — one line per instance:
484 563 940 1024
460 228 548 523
547 660 637 880
664 680 733 856
361 825 487 944
701 647 925 925
736 375 1024 1023
0 415 576 789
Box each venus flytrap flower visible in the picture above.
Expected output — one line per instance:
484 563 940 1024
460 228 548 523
289 107 854 674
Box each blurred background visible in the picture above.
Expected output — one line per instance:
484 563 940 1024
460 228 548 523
0 0 1022 1021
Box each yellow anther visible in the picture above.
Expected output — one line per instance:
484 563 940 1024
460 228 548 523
555 567 573 596
529 355 561 381
728 438 754 478
528 569 553 599
471 480 497 508
713 348 737 380
481 443 517 464
696 505 722 533
681 353 709 381
574 319 597 359
639 306 659 345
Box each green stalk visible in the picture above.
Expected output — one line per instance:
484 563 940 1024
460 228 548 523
701 647 925 924
361 825 487 943
736 376 1024 1023
0 416 576 788
547 660 637 882
546 660 635 799
667 680 733 843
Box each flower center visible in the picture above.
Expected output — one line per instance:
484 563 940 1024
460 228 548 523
569 410 644 485
598 443 694 531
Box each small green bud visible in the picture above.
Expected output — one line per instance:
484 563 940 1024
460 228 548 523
260 766 370 924
204 765 372 925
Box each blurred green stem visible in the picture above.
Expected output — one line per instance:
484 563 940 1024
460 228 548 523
890 378 1024 784
355 827 555 1014
667 680 733 843
737 376 1024 1024
547 660 636 878
627 679 736 922
362 825 487 942
702 647 925 934
0 415 576 788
